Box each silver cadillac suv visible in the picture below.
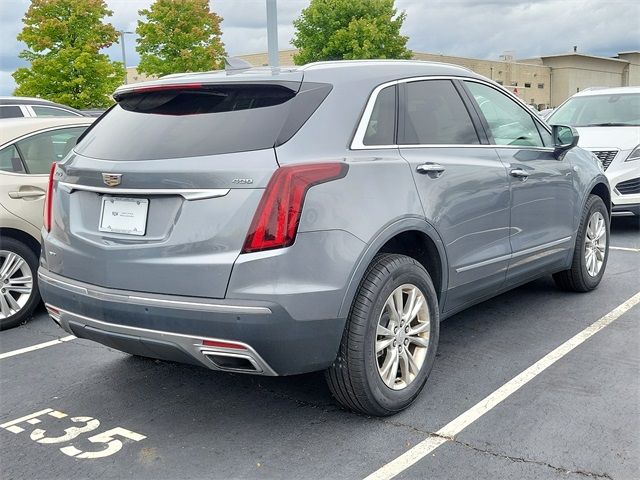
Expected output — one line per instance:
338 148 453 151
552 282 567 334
38 61 610 416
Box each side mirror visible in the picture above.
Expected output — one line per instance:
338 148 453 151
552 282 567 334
552 125 579 158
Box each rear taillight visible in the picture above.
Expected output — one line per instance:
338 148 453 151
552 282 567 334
242 163 348 253
43 162 56 232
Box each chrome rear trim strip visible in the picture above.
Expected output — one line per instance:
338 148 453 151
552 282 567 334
38 271 272 314
58 182 230 200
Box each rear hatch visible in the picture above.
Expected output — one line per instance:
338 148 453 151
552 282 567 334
45 74 329 298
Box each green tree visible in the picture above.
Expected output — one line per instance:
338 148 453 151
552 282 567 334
13 0 124 109
136 0 226 77
292 0 412 64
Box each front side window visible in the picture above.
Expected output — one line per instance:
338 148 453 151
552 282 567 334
0 145 26 173
465 81 544 147
363 85 396 146
15 127 86 174
401 80 480 145
32 105 80 117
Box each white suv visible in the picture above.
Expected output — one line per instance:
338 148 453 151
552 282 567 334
548 86 640 216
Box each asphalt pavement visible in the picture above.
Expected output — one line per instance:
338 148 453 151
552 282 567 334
1 216 638 480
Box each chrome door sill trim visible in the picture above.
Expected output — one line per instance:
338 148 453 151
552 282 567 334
456 236 572 273
58 182 230 200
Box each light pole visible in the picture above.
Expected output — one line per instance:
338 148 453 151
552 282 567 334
266 0 278 67
118 30 134 84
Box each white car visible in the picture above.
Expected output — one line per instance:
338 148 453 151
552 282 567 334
548 86 640 216
0 117 93 329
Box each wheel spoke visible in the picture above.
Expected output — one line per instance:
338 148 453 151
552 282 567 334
377 323 394 338
408 296 424 322
404 346 421 377
408 321 430 336
393 289 404 319
384 297 400 325
403 287 417 320
0 292 11 317
4 291 20 311
399 349 410 383
376 337 394 354
408 335 430 348
388 351 400 385
0 253 17 279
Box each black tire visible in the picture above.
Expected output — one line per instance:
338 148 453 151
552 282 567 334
553 195 609 292
325 253 440 416
0 237 40 331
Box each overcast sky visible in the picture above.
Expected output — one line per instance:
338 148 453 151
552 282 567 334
1 0 639 95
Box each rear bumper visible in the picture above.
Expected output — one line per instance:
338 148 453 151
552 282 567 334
38 269 345 376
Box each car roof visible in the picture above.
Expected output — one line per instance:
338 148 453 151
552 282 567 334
572 86 640 97
114 60 481 97
0 96 84 114
0 117 94 145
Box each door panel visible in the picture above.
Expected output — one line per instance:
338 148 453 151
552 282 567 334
0 173 48 229
401 148 511 311
462 80 576 284
498 148 576 282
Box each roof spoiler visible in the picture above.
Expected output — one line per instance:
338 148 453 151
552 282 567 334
224 57 253 71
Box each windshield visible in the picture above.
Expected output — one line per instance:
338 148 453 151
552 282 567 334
548 93 640 127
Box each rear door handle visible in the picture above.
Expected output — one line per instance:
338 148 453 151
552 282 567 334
510 168 530 179
8 187 45 199
416 163 446 175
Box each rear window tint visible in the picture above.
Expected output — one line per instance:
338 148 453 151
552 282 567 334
76 85 302 160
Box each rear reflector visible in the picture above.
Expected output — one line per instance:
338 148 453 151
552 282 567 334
43 162 56 232
202 339 247 350
242 163 348 253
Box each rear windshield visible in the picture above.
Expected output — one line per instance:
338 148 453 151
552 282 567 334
76 84 299 160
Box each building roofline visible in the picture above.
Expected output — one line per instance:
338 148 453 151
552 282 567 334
538 52 629 63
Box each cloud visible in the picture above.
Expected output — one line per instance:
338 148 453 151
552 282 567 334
1 0 639 96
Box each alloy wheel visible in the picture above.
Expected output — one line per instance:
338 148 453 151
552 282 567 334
584 211 607 277
376 284 430 390
0 250 33 320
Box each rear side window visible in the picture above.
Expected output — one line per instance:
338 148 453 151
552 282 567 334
0 106 24 118
32 105 80 117
15 127 86 174
363 85 396 146
76 84 322 160
400 80 480 145
0 145 25 173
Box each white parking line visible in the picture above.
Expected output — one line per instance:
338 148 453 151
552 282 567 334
364 291 640 480
610 246 640 252
0 336 76 360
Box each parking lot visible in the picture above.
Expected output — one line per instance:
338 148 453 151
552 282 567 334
0 217 638 480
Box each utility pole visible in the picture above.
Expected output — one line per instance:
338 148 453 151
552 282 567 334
266 0 279 67
118 30 134 84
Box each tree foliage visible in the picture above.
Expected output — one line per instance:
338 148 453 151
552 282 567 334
292 0 411 64
136 0 226 77
13 0 124 108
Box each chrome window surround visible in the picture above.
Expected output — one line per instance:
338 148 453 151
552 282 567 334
350 75 553 151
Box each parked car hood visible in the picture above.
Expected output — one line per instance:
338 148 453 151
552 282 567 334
574 126 640 150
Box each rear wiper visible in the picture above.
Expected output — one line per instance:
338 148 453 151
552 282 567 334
582 122 635 127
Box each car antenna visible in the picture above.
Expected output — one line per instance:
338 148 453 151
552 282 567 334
224 57 253 71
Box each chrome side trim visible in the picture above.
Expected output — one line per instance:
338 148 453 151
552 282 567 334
49 305 277 376
456 253 512 273
455 236 572 273
511 236 572 259
38 271 272 314
58 182 230 201
350 75 552 151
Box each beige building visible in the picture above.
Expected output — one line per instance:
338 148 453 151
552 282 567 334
125 49 640 109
